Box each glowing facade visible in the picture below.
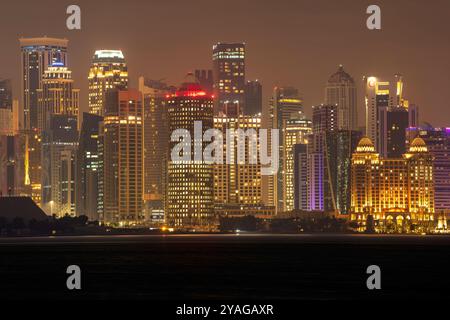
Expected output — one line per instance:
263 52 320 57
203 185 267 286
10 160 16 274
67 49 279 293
214 115 262 206
283 117 312 211
37 66 79 131
212 43 245 114
351 137 435 232
166 76 214 228
88 50 128 116
101 89 143 225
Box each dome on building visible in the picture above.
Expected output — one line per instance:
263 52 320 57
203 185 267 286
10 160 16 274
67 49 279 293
327 65 355 84
409 137 428 153
356 137 375 153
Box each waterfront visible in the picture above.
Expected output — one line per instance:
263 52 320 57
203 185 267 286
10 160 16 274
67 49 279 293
0 234 449 300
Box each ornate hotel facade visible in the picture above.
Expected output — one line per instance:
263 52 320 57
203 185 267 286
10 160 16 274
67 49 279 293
350 137 443 232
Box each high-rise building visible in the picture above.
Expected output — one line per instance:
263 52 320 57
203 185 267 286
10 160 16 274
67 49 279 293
214 114 262 206
407 126 450 212
364 74 417 157
76 112 103 221
212 43 245 114
245 80 262 116
166 74 214 228
325 65 357 130
380 106 408 158
37 66 79 131
88 50 128 116
20 37 68 130
283 117 312 212
308 104 338 212
324 130 362 214
41 114 78 216
101 89 143 225
264 86 304 212
350 137 435 232
293 144 308 210
0 79 12 109
195 70 213 95
138 77 174 223
20 37 68 205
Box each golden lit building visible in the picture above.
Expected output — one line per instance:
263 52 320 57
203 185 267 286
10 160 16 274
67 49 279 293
37 66 79 131
214 114 262 206
283 117 312 212
166 74 214 228
101 89 143 226
350 137 435 232
88 50 128 116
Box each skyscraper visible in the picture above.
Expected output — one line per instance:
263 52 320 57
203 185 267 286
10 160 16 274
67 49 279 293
214 114 262 206
139 77 174 223
76 112 103 221
41 114 78 216
212 43 245 114
283 117 312 212
37 66 79 131
308 104 338 212
407 126 450 212
101 89 143 225
166 74 214 228
264 86 304 212
325 65 357 130
20 37 68 131
364 74 408 155
380 106 408 158
325 130 362 214
88 50 128 116
293 144 308 210
245 80 262 116
20 37 68 205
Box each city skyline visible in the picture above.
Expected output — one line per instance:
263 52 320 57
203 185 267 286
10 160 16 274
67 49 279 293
0 0 449 126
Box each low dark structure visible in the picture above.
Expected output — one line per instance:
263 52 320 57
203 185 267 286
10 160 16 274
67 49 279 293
0 197 48 222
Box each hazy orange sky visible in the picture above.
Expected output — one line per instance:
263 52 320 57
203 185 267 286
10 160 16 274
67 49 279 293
1 0 449 126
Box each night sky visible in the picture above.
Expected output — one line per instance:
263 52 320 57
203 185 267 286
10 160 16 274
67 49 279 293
1 0 449 126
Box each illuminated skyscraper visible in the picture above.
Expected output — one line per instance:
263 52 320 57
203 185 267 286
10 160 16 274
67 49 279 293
407 126 450 212
76 112 103 221
324 130 362 214
41 114 78 216
20 37 68 204
308 104 338 212
293 144 308 210
166 74 214 228
20 37 68 130
101 89 143 225
325 65 357 130
214 114 262 206
283 117 312 212
263 86 304 212
364 74 410 156
37 66 79 131
212 43 245 114
88 50 128 116
351 137 435 232
139 77 175 223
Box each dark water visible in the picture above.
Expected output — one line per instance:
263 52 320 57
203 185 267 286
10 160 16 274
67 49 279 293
0 234 449 300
